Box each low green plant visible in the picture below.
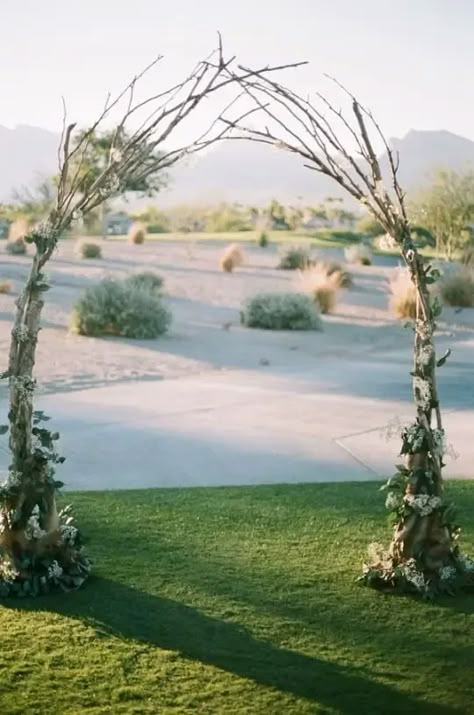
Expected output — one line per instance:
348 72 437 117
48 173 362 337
0 279 12 293
75 240 102 259
440 267 474 307
70 277 171 338
126 272 164 294
258 231 269 247
5 237 27 255
278 246 311 270
241 292 322 330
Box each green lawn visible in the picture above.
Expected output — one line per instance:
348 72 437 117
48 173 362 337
1 482 473 714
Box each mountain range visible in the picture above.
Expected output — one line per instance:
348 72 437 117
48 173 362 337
1 124 474 207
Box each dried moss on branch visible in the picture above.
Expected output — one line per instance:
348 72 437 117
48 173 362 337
0 43 298 597
221 71 474 596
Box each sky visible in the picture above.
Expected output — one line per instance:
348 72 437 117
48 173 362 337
1 0 473 143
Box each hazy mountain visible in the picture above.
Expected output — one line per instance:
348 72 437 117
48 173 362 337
1 124 474 206
0 125 59 199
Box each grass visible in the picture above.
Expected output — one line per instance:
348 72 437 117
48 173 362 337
0 482 472 714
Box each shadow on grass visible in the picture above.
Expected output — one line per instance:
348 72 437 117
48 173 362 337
7 577 457 715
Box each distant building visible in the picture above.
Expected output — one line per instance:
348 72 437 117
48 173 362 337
104 212 131 236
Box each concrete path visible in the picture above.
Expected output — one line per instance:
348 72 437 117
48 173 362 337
1 343 472 489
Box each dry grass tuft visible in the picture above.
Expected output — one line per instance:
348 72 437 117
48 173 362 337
345 243 372 265
220 244 245 273
389 268 418 319
440 266 474 307
128 222 147 245
0 280 12 294
297 264 344 314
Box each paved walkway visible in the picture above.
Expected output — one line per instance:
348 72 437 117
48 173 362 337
1 344 472 489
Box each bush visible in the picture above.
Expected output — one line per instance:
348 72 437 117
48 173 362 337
461 246 474 267
344 243 372 265
389 268 418 319
8 219 28 243
70 277 171 339
278 246 312 270
0 280 12 294
241 292 322 330
316 259 352 289
220 244 245 273
5 238 27 255
128 222 146 245
440 267 474 307
258 231 269 247
126 271 164 294
75 240 102 259
297 264 344 314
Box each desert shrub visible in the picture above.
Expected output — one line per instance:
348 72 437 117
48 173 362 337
345 243 372 265
258 231 269 247
316 259 352 288
389 268 418 319
461 246 474 267
297 264 343 314
241 292 322 330
75 240 102 259
8 218 28 242
0 280 12 294
220 243 245 273
5 238 27 255
70 277 171 339
128 222 146 244
278 246 312 270
126 271 164 294
439 267 474 307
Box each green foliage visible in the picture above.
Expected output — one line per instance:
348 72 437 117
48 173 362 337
278 246 312 270
66 129 169 199
356 214 385 237
70 277 171 338
241 292 322 330
75 240 102 259
206 203 253 232
0 483 472 713
440 267 474 307
410 169 474 259
258 231 269 247
10 179 56 224
126 271 164 294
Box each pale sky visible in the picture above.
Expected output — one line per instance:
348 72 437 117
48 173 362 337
1 0 473 142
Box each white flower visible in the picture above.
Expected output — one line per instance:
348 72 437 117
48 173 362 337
413 376 431 411
403 422 425 452
385 492 401 510
25 505 47 540
1 560 20 583
404 493 442 516
110 148 123 163
48 560 63 579
458 555 474 573
439 565 456 581
60 524 78 546
399 558 427 592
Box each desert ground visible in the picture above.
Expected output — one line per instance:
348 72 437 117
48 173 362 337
1 236 473 487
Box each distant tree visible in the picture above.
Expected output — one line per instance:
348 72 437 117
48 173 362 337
10 179 56 225
356 213 385 237
410 169 474 260
205 203 252 232
65 129 170 237
267 198 288 228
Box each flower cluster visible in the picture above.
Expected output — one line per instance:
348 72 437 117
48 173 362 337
385 492 402 511
439 565 457 582
404 493 442 516
25 505 47 541
402 422 425 453
60 524 78 547
413 376 431 411
398 558 427 593
47 560 63 579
